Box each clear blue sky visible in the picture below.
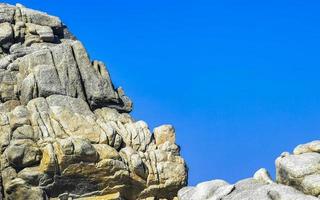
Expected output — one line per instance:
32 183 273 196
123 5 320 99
7 0 320 185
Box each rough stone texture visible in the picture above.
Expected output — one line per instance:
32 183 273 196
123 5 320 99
0 3 187 200
0 3 132 112
180 140 320 200
154 125 176 146
7 2 320 200
178 169 319 200
276 140 320 197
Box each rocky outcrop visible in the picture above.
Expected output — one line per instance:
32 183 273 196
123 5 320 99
0 3 187 200
179 174 318 200
178 169 319 200
0 3 132 112
179 140 320 200
276 140 320 197
4 2 320 200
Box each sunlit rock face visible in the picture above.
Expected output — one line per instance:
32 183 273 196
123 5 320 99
276 140 320 197
178 140 320 200
178 169 319 200
0 3 187 200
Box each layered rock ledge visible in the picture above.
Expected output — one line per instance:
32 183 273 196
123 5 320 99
0 3 187 200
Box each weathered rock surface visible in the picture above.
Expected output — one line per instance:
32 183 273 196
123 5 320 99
179 140 320 200
178 168 319 200
0 3 132 112
6 2 320 200
0 3 187 200
276 140 320 197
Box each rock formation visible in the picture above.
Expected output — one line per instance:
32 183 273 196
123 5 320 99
178 141 320 200
0 3 187 200
2 2 320 200
276 140 320 197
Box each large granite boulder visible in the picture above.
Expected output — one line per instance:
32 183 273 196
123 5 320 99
179 140 320 200
0 3 187 199
178 169 318 200
276 140 320 197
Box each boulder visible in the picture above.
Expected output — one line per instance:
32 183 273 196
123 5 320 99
178 170 318 200
0 22 13 49
154 125 176 146
276 140 320 196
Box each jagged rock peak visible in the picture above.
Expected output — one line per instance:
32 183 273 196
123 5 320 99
0 2 131 112
0 3 187 200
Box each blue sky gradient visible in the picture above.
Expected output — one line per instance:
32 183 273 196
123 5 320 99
6 0 320 185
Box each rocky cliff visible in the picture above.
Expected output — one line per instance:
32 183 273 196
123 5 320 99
178 141 320 200
1 3 319 200
0 3 187 200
